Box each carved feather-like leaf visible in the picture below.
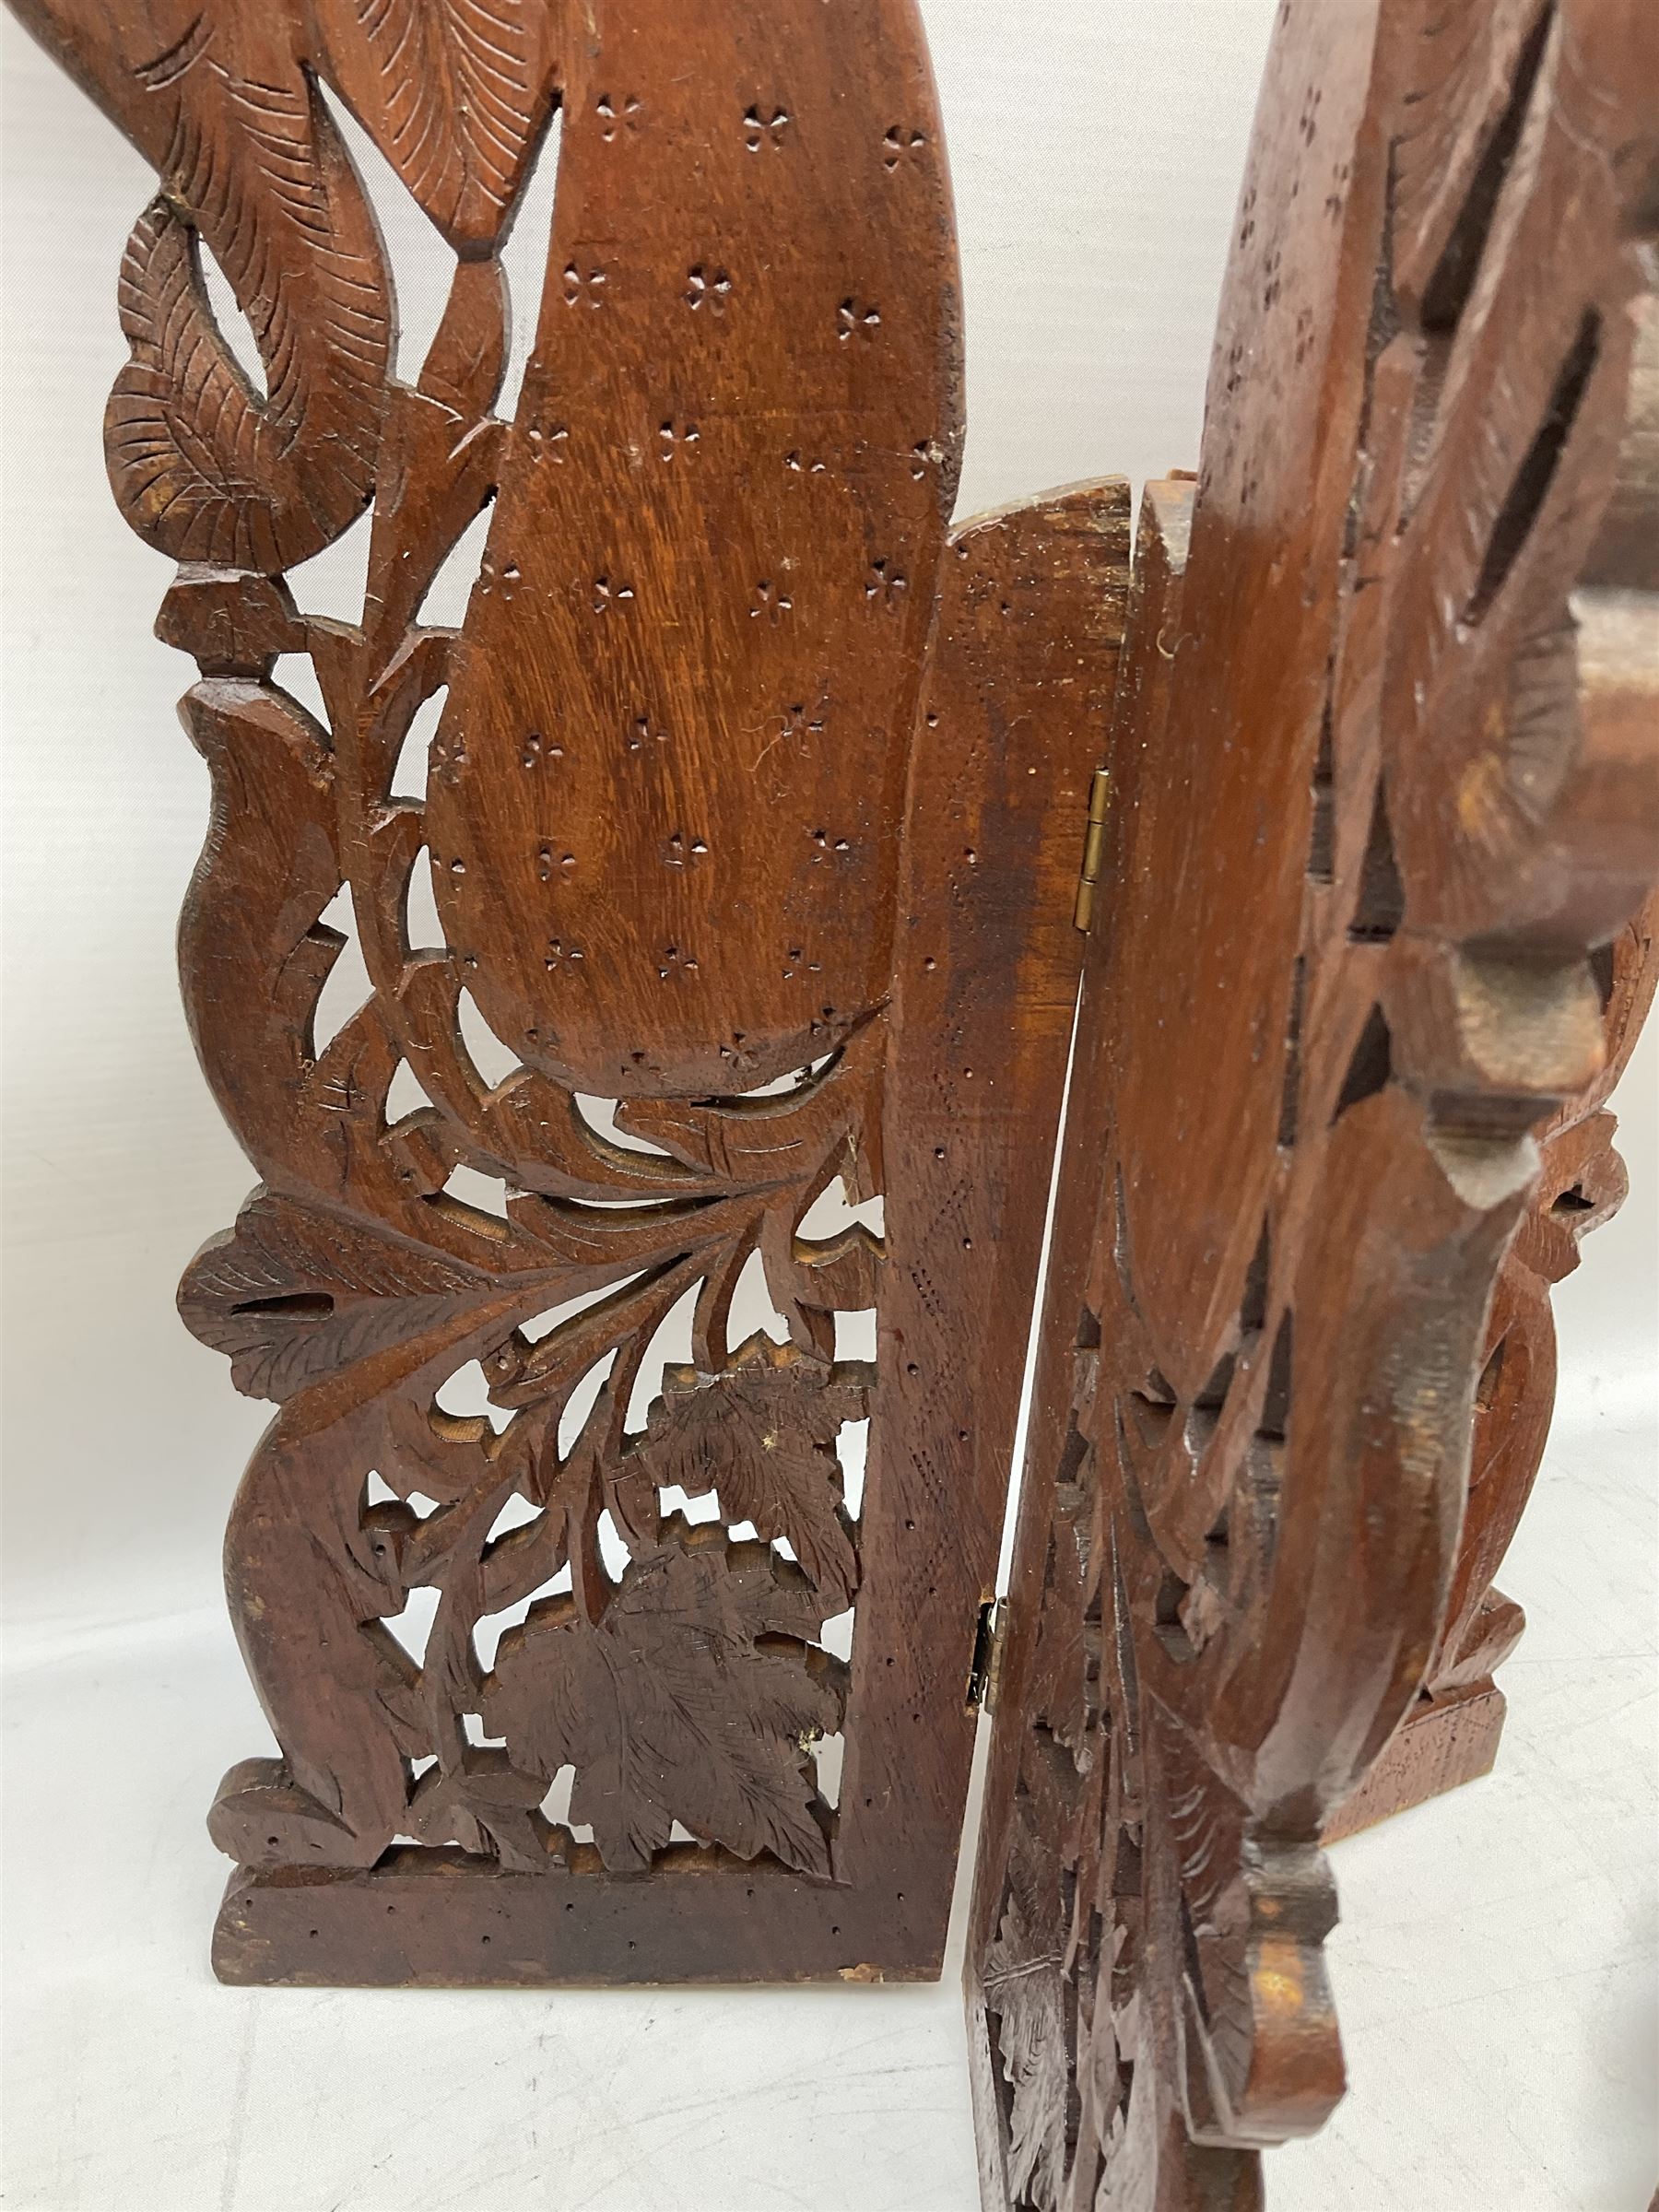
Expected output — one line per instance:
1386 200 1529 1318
315 0 547 249
179 1187 503 1401
1028 1477 1097 1764
109 201 268 569
983 1891 1069 2212
488 1540 839 1877
105 75 390 573
629 1337 873 1606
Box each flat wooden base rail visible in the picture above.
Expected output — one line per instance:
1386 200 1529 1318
11 0 1655 2203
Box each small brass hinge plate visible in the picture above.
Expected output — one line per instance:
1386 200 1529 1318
1074 767 1112 933
967 1597 1006 1713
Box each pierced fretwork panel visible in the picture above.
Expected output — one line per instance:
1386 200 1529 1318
13 0 1129 1985
970 1 1659 2206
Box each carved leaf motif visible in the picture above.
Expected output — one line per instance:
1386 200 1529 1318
178 1187 502 1401
984 1891 1068 2212
313 0 547 248
1028 1472 1097 1764
407 1748 551 1870
488 1540 839 1877
629 1337 873 1606
112 201 268 568
102 67 391 572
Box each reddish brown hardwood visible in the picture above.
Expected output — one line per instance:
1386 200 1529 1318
968 2 1659 2206
1329 896 1658 1842
15 0 1658 2189
11 0 1126 1985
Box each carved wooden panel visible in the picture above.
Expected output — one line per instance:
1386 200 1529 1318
969 2 1659 2205
1331 893 1659 1839
12 0 1128 1984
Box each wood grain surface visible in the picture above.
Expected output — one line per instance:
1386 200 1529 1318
9 0 1122 1986
968 2 1659 2205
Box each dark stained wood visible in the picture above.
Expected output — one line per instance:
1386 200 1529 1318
18 2 1659 2191
968 2 1659 2206
1332 232 1659 1836
424 6 965 1100
1322 1681 1511 1847
11 0 1124 1985
1329 896 1659 1842
847 483 1130 1923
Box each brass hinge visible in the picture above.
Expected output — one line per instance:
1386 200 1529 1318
1073 767 1112 933
967 1597 1006 1713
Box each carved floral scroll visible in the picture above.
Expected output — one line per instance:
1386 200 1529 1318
12 0 1127 1984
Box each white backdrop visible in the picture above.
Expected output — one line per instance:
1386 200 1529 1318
2 5 1654 2209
